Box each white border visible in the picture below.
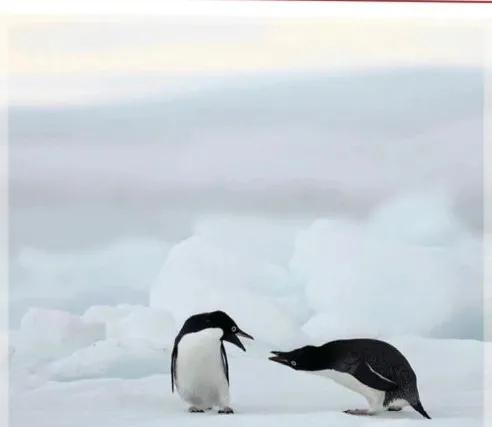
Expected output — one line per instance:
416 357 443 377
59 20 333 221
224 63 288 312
484 18 492 427
2 3 491 427
3 0 492 21
0 14 8 427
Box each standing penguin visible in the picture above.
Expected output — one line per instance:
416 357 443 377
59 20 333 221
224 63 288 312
171 310 253 414
269 339 430 419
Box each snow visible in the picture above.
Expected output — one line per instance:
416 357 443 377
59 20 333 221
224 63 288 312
8 195 485 426
367 194 466 245
104 306 176 348
14 308 104 363
8 201 486 427
45 339 169 381
7 46 486 427
16 238 169 296
289 195 481 338
82 304 137 326
11 305 177 383
10 337 486 427
149 217 306 346
82 304 176 349
148 195 481 343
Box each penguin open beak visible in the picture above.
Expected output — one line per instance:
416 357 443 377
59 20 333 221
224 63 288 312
224 328 254 351
269 351 291 366
236 329 254 340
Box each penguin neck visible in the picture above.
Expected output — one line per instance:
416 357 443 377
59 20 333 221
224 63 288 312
179 328 224 351
305 343 339 371
193 328 224 342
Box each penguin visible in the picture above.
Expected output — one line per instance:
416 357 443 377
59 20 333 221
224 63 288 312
269 338 431 419
171 310 254 414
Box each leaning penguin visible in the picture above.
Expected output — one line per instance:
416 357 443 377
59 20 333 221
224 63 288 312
171 310 254 414
269 339 431 419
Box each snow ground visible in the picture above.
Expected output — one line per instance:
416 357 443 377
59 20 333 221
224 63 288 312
8 196 486 426
10 337 486 427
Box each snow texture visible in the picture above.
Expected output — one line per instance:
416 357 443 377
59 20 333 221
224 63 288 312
14 238 169 300
149 194 481 343
10 337 486 427
8 195 485 426
14 308 105 364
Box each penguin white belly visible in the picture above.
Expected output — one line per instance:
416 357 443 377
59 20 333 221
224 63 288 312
317 370 385 410
176 328 229 409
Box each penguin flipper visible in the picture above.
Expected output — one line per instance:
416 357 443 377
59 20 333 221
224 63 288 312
171 342 178 393
353 362 398 391
220 342 230 384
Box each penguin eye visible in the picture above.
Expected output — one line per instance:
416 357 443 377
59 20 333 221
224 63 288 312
231 326 237 333
291 361 297 366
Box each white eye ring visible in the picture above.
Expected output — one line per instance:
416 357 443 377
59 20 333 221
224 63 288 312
291 361 297 366
231 326 237 332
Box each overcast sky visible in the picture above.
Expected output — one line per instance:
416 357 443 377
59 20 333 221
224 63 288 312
8 16 483 106
7 15 484 249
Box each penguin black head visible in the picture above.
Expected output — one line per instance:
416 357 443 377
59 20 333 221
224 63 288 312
269 346 319 371
180 310 254 351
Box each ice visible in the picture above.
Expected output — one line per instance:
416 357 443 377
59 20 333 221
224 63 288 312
105 306 176 349
291 195 481 338
81 304 137 326
11 305 176 383
14 238 170 300
191 288 306 347
193 216 304 266
10 238 171 328
45 338 170 381
154 279 305 347
9 198 484 425
82 304 176 349
368 193 466 245
14 308 104 363
149 195 481 343
150 217 306 346
9 337 487 427
302 313 378 341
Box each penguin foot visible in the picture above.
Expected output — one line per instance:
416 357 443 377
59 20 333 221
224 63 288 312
344 409 374 416
218 407 234 414
188 407 205 413
388 406 402 412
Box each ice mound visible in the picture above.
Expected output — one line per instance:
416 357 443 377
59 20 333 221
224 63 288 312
302 312 379 342
368 193 466 245
151 199 481 342
150 216 306 346
193 216 304 266
152 263 305 347
189 288 305 347
105 306 176 349
291 194 481 338
46 338 170 381
82 305 176 349
15 308 105 362
16 238 170 299
11 305 176 381
82 304 137 326
13 192 482 382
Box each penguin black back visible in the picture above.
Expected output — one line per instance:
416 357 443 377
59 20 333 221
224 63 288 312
270 339 430 419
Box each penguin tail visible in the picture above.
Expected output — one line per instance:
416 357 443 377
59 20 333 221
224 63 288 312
411 401 431 419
